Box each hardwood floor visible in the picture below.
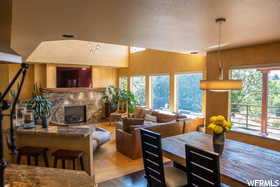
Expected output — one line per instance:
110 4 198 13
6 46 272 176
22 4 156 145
99 170 147 187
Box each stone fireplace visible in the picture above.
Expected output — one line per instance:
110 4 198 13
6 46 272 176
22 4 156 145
42 88 105 125
64 105 87 124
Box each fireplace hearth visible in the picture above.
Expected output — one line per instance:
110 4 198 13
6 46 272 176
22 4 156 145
64 105 86 124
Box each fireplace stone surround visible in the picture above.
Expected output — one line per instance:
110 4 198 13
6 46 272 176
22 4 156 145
42 88 105 125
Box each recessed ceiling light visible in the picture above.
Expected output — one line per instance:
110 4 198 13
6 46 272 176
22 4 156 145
62 34 75 38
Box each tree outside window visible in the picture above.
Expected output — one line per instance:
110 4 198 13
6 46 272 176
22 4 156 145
119 76 128 90
131 76 145 106
151 75 170 111
175 73 203 118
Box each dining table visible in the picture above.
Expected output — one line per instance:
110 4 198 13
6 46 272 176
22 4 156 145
161 132 280 187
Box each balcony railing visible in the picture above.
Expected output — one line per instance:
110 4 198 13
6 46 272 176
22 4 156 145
231 103 280 135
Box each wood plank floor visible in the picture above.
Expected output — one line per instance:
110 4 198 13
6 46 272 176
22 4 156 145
99 170 147 187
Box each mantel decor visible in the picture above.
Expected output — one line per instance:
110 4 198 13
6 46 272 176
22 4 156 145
208 115 232 154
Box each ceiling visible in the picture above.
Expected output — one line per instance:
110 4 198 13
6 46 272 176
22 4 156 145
11 0 280 59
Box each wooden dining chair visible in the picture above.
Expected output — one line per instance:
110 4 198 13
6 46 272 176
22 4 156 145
109 99 128 125
140 128 188 187
185 144 229 187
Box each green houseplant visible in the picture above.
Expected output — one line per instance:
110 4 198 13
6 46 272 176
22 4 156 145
25 84 52 128
102 86 139 117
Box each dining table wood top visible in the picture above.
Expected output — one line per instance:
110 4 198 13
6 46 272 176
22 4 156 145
161 132 280 186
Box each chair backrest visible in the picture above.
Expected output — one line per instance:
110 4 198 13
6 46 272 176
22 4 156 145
140 128 166 186
185 144 221 187
117 99 128 114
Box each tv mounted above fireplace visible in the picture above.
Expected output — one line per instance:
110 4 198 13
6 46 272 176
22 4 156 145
56 67 92 88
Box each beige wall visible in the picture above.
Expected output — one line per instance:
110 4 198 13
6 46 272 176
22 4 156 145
92 66 117 88
118 49 206 112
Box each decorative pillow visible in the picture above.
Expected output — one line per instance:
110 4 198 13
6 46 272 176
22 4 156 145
144 114 157 122
133 106 145 118
140 109 153 118
122 118 144 133
153 112 177 123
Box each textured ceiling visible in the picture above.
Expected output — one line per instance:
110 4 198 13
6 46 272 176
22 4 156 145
11 0 280 59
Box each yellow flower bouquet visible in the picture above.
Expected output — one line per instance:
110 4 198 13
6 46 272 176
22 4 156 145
208 115 232 134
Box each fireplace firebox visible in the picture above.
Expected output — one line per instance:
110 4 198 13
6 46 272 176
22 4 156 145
64 106 86 124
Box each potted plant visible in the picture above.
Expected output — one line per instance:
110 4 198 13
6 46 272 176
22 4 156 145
102 86 139 117
117 89 139 114
102 86 117 118
25 84 52 128
208 115 232 154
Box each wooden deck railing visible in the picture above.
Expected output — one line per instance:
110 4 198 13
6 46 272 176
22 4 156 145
231 103 280 131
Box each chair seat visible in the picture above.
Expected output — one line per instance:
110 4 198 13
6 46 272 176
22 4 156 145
164 166 188 187
17 146 48 156
52 150 84 160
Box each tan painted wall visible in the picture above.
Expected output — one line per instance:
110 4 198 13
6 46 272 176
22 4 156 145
92 66 117 88
118 49 206 112
0 64 10 94
34 64 46 88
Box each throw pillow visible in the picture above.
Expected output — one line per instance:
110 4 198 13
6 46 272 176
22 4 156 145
144 114 157 122
133 106 144 118
140 108 153 118
122 118 144 133
153 112 177 123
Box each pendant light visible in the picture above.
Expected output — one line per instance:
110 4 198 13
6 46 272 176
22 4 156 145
200 18 243 92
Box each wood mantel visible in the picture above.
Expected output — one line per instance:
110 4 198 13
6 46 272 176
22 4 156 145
40 87 105 93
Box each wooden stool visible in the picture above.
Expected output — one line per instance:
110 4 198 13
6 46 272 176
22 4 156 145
17 146 49 167
52 149 84 170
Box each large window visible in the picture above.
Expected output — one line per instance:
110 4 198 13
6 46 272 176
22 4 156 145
230 68 280 139
119 76 128 90
151 75 170 110
175 73 203 118
131 76 146 106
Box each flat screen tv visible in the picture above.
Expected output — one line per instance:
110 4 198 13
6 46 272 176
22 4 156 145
56 67 92 88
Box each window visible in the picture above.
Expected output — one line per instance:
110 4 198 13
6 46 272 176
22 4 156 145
130 76 146 106
151 75 170 111
119 76 128 90
175 73 203 118
230 68 280 139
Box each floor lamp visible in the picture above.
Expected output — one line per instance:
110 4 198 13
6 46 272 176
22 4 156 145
0 63 29 187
